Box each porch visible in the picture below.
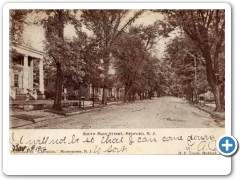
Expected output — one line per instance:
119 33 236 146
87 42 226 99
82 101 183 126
10 44 45 100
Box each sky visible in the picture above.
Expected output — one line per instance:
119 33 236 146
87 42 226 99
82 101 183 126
22 10 173 59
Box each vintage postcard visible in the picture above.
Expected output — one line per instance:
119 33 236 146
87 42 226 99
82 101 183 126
3 2 231 175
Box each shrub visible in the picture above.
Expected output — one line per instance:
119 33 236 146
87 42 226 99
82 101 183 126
44 90 55 99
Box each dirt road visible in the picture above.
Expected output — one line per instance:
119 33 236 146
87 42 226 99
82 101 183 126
16 97 221 129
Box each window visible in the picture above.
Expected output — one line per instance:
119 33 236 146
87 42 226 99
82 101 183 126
14 74 19 87
28 57 32 67
12 55 24 65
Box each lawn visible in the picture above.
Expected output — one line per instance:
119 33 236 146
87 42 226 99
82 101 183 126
11 114 44 122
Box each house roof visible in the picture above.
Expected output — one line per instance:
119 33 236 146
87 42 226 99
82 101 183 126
16 43 46 56
12 43 46 59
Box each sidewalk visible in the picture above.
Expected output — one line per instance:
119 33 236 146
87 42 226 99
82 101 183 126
10 100 124 128
193 103 225 128
10 99 93 110
10 109 64 128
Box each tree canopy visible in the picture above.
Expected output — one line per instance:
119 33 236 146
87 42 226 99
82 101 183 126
10 9 225 112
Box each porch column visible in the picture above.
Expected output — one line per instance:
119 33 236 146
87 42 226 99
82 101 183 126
39 59 44 94
30 59 34 90
23 54 29 93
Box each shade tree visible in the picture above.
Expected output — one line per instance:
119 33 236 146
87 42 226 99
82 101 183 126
161 10 225 111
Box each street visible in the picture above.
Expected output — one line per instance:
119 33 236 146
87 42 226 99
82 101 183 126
16 97 222 129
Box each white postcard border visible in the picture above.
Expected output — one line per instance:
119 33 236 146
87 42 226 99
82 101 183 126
3 2 231 175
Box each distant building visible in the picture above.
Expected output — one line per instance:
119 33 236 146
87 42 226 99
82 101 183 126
204 90 215 101
199 90 215 102
45 81 125 101
44 67 125 101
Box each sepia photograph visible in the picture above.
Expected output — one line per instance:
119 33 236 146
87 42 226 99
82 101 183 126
3 2 234 176
9 9 225 130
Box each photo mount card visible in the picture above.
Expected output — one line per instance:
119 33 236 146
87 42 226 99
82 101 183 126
3 2 232 175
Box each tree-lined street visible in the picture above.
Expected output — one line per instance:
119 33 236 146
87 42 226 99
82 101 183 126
10 10 225 129
13 97 222 129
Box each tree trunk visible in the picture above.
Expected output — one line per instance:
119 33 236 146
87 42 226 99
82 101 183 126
194 89 198 104
92 85 95 107
124 86 128 102
128 92 131 102
149 90 152 99
52 10 64 111
53 62 63 111
220 83 225 109
203 48 223 111
102 86 105 104
129 90 133 102
213 85 222 111
78 82 81 108
127 88 130 102
128 90 130 102
132 91 135 102
102 85 107 105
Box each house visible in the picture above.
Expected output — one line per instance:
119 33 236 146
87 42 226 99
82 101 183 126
10 44 45 100
88 85 125 101
45 69 125 101
45 83 125 101
199 90 215 102
11 44 125 102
